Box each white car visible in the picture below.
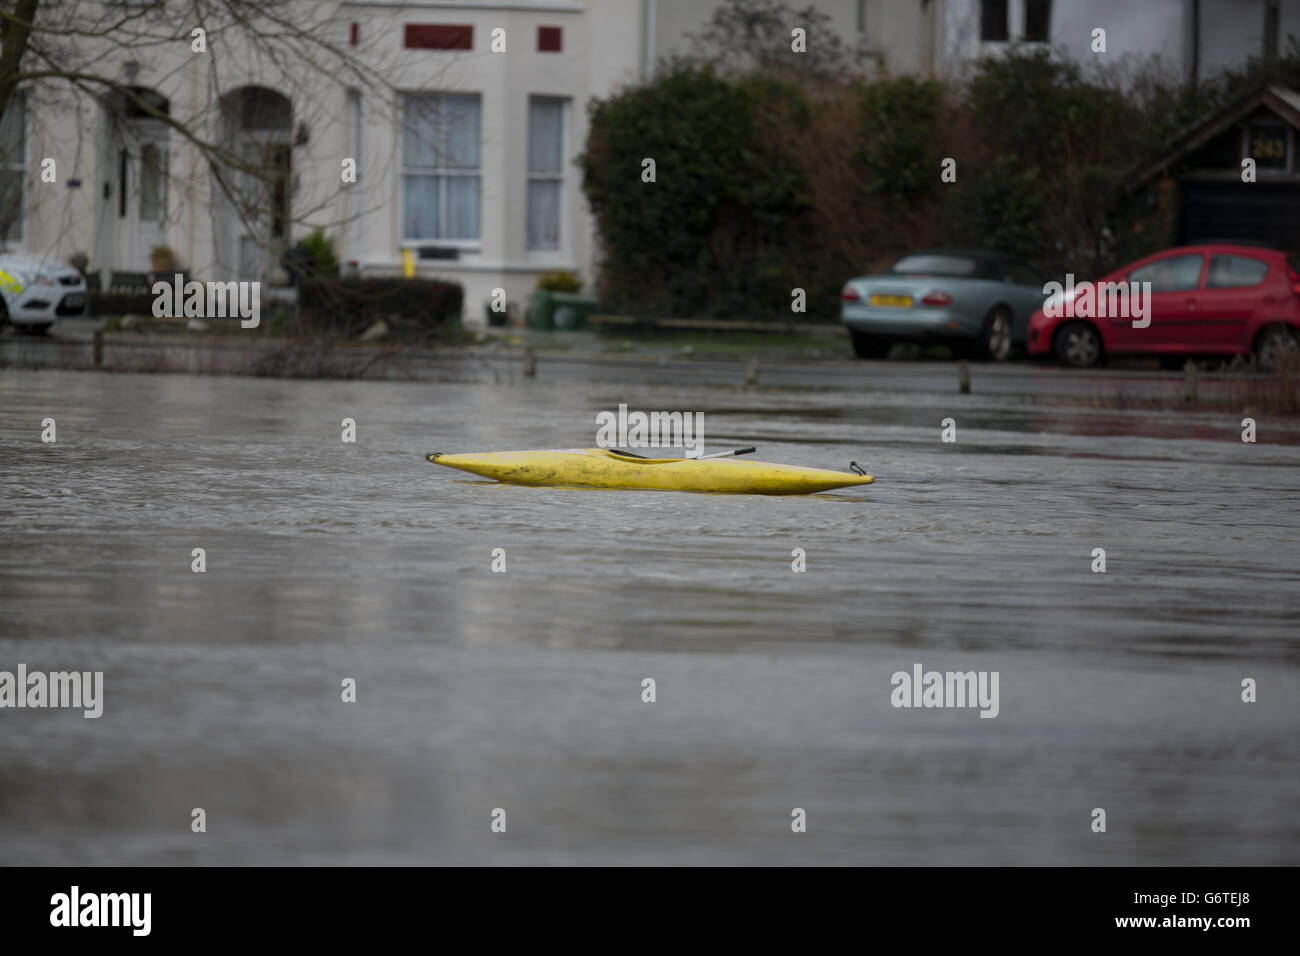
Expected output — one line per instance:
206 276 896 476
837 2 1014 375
0 254 89 332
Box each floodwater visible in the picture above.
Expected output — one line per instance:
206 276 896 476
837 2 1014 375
1 367 1298 865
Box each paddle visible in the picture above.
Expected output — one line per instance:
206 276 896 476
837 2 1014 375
612 447 756 460
691 447 756 460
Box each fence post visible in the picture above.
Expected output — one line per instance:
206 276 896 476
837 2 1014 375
523 347 536 378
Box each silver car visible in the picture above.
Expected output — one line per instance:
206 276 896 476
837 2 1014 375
0 254 89 333
841 249 1051 360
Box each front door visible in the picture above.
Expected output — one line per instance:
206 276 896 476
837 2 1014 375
110 120 169 271
234 138 291 281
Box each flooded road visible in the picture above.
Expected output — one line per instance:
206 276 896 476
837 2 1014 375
2 368 1298 865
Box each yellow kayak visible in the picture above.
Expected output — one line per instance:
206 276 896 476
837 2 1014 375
426 448 874 495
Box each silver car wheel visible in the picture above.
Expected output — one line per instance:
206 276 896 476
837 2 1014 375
986 310 1013 361
1057 322 1101 368
1255 324 1299 370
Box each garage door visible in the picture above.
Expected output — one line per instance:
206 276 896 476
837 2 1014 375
1181 181 1300 250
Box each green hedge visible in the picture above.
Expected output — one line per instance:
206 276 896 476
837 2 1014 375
580 61 964 321
581 63 811 320
298 278 463 337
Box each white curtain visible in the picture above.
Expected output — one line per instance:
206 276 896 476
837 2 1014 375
527 99 563 250
403 94 480 240
403 98 437 165
445 176 479 240
528 99 563 175
527 182 560 251
403 174 438 240
441 95 480 169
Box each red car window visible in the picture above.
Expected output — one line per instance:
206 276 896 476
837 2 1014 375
1206 254 1269 289
1129 253 1204 292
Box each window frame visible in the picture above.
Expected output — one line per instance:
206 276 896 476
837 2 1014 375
400 91 483 248
537 26 563 53
1129 253 1206 294
1023 0 1052 43
1245 120 1291 172
1205 254 1270 290
526 96 566 253
404 24 474 51
980 0 1010 43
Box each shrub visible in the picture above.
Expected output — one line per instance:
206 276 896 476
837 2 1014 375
300 229 339 279
581 61 810 319
89 292 156 316
944 154 1050 258
536 270 582 293
687 0 861 78
298 277 463 338
150 245 177 272
854 77 945 205
954 49 1139 274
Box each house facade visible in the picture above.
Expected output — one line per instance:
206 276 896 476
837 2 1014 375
943 0 1300 81
13 1 1285 324
2 0 646 320
0 0 950 323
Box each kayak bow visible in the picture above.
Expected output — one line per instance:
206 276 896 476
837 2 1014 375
426 448 874 495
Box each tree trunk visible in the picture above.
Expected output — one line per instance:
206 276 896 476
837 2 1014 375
0 0 40 121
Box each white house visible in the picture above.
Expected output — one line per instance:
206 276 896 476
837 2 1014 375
1 0 948 324
942 0 1300 81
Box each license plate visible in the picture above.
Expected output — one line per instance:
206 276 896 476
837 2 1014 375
869 294 912 307
62 294 85 308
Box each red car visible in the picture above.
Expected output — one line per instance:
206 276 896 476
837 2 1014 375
1027 244 1300 368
